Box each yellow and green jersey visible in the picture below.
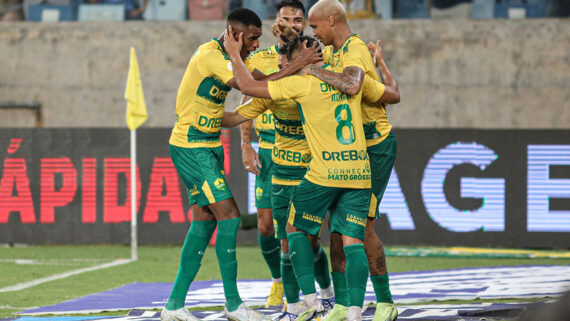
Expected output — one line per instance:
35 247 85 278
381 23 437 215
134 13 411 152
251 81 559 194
237 97 310 186
170 38 250 148
323 34 391 148
267 66 385 189
245 45 279 149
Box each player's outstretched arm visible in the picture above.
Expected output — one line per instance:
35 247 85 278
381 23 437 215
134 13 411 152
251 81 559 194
221 110 250 128
257 41 322 81
224 26 272 99
368 40 400 104
305 64 365 96
247 42 321 81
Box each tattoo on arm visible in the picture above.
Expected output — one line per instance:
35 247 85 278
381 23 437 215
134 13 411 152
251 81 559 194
309 65 364 95
240 120 253 145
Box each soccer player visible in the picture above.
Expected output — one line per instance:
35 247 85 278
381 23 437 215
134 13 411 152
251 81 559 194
223 32 388 321
239 0 334 311
238 0 322 309
304 1 401 321
162 8 319 321
223 45 335 321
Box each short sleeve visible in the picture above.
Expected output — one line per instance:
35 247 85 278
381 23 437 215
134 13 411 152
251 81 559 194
199 50 235 85
361 75 386 103
236 98 270 119
268 76 309 101
343 41 370 71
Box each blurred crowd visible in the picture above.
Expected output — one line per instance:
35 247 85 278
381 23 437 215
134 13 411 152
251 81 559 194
0 0 568 22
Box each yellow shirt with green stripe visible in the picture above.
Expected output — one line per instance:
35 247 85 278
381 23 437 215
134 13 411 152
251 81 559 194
323 34 390 148
237 97 310 186
170 38 251 148
245 45 279 149
267 66 385 189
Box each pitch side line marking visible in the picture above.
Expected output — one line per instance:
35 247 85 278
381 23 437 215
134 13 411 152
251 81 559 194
0 259 111 265
0 259 133 293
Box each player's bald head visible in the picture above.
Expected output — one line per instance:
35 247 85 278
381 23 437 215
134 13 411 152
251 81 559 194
308 0 346 23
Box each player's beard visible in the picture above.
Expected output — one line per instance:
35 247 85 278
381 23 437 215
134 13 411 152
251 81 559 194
280 30 304 43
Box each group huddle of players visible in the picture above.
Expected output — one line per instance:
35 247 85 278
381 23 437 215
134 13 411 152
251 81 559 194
162 1 400 321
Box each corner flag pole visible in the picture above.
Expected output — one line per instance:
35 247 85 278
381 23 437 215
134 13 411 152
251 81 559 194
125 47 148 261
130 129 137 261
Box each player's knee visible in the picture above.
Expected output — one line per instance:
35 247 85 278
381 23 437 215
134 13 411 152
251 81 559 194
258 222 275 236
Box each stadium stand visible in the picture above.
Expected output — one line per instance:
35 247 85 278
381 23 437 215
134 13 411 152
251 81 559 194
187 0 225 20
494 0 548 18
12 0 570 21
25 0 77 21
78 3 125 21
143 0 186 21
242 0 267 19
472 0 495 18
396 0 430 18
85 0 148 20
0 0 24 20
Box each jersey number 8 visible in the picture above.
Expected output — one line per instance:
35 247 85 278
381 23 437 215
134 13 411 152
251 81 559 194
335 104 356 145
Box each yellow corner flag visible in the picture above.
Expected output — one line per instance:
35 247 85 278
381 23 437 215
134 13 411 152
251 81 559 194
125 47 148 131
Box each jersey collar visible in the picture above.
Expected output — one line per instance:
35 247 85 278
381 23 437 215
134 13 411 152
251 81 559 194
333 34 358 54
213 38 223 49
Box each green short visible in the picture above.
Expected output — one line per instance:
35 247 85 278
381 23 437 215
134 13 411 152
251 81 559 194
272 184 296 240
271 164 307 239
170 144 233 207
288 179 371 241
255 147 273 209
367 132 397 218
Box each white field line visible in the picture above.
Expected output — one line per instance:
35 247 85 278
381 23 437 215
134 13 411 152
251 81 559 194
0 258 111 265
0 259 133 293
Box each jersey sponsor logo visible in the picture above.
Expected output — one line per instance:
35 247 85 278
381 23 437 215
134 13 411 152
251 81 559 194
273 146 311 164
319 83 338 93
301 153 312 163
302 212 323 224
196 77 231 105
189 185 200 196
197 115 223 130
327 167 371 181
214 178 227 191
322 149 368 161
346 214 366 227
327 173 371 181
261 113 274 125
274 120 304 137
